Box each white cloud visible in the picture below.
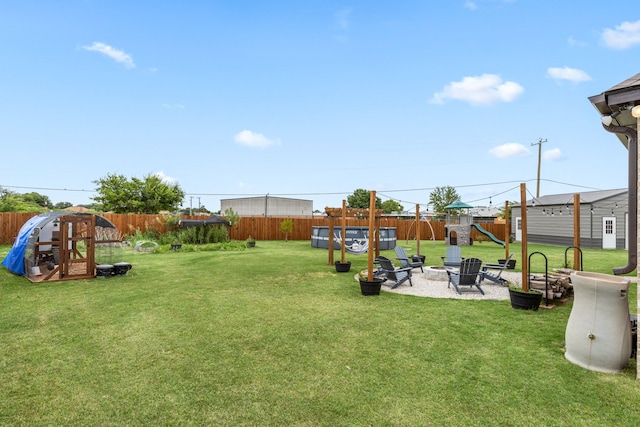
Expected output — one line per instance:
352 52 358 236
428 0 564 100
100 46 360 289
542 148 563 161
489 143 529 159
464 1 478 11
601 20 640 50
430 74 524 106
82 42 135 68
546 66 591 83
234 130 281 148
154 171 177 185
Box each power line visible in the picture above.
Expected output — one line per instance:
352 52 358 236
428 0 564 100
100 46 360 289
531 138 547 198
0 178 612 207
0 185 93 193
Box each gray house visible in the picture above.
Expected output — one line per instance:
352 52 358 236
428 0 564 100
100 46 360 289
220 196 313 217
511 189 628 249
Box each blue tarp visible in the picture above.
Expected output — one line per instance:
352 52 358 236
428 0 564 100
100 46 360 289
1 214 46 276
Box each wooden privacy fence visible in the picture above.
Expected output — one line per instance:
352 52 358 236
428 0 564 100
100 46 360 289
0 212 186 244
0 212 509 245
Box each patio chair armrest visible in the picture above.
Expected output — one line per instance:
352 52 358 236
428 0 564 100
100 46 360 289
483 263 506 270
445 267 458 276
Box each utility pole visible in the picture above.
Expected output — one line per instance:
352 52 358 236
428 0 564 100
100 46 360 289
189 196 193 216
531 138 547 198
264 194 269 217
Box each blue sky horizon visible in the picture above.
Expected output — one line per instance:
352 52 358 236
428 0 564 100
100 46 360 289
1 1 638 213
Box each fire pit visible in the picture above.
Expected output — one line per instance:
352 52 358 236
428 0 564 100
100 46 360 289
425 266 449 281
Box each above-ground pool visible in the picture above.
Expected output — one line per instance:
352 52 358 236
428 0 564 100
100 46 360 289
311 226 396 250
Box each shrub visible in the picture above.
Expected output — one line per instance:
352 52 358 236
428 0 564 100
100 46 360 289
126 228 160 244
176 225 229 245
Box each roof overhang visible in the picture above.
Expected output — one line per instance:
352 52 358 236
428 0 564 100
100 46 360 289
588 73 640 148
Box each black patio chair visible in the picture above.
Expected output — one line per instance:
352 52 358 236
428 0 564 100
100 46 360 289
394 246 424 272
376 256 413 289
447 257 484 295
482 253 514 286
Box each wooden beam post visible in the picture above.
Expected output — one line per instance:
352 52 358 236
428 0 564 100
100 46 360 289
520 183 529 292
341 200 347 263
368 191 376 281
328 214 334 266
505 200 510 260
416 204 421 256
573 193 581 270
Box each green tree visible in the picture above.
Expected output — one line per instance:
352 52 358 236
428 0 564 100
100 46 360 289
223 208 240 228
497 201 516 221
21 192 53 209
79 203 103 212
280 218 293 242
193 205 210 215
429 186 460 218
163 214 181 233
92 173 185 214
0 187 47 212
54 201 73 210
347 189 382 209
380 199 404 214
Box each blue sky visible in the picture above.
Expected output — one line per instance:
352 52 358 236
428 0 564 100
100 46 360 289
1 0 639 213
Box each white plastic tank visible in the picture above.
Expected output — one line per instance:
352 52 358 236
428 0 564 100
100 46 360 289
565 271 632 373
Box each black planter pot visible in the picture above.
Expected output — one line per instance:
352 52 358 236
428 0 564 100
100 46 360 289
96 264 114 278
509 289 542 310
170 244 182 250
246 241 256 248
335 261 352 273
359 277 385 296
113 262 132 276
412 255 426 264
498 259 517 269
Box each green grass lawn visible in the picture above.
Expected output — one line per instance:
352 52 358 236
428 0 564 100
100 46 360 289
0 241 638 426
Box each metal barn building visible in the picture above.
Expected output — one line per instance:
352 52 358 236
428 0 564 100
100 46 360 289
220 196 313 217
511 189 628 249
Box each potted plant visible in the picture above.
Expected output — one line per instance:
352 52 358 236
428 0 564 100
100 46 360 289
508 285 543 310
246 235 256 248
334 245 351 272
358 270 384 296
412 254 426 264
335 259 351 272
498 258 517 269
170 238 182 251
